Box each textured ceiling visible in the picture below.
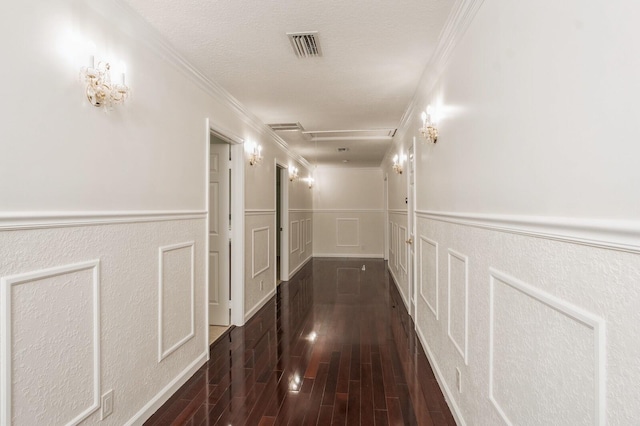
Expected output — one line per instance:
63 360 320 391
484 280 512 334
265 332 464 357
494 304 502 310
124 0 455 167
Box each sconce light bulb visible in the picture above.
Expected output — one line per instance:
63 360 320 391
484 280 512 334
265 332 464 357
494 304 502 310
421 111 427 122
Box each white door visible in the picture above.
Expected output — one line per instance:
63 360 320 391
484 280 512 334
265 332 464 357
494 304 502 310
407 141 417 319
209 141 230 325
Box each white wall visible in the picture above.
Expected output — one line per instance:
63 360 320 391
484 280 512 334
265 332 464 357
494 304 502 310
0 0 309 424
384 0 640 424
313 167 384 258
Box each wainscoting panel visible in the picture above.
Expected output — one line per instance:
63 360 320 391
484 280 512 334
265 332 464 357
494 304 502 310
252 226 270 278
336 218 359 247
489 269 605 425
448 249 468 364
399 225 407 272
419 236 439 319
291 220 300 253
1 261 101 426
158 242 195 362
306 219 312 244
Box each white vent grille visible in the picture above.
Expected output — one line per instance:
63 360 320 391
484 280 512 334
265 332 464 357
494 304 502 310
287 32 322 58
268 122 305 132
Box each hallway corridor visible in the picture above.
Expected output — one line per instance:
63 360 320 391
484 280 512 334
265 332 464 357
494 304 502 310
145 259 455 425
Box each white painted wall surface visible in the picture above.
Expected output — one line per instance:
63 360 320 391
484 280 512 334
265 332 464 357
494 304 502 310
0 0 310 423
312 167 385 257
384 0 640 424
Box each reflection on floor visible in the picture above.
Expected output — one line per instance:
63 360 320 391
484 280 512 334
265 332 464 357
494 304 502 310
208 326 228 346
146 258 455 425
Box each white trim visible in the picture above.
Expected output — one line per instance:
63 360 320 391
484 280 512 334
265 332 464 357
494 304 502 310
301 223 306 254
306 219 312 245
158 242 196 362
418 236 439 320
313 209 384 213
244 287 277 322
290 220 300 253
387 261 410 311
336 218 360 247
124 350 207 426
416 210 640 254
447 249 469 365
387 209 408 215
289 255 313 279
230 143 246 326
415 324 467 426
488 268 606 426
398 225 408 272
251 227 271 278
245 209 276 216
290 209 314 213
1 260 101 426
314 253 384 259
205 120 211 354
0 210 206 230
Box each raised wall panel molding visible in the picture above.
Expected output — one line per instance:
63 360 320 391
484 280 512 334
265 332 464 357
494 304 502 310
399 225 408 273
158 242 195 362
0 210 207 231
1 260 101 426
290 209 314 213
306 219 312 244
251 227 270 278
290 221 300 253
416 210 640 254
388 209 408 215
93 0 310 169
447 249 469 364
419 236 439 319
489 268 606 426
300 224 306 254
336 218 360 247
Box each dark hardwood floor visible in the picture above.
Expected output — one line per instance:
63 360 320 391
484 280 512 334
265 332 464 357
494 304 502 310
145 258 456 425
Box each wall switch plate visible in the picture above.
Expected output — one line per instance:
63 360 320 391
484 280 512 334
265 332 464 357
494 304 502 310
455 368 462 393
101 389 114 420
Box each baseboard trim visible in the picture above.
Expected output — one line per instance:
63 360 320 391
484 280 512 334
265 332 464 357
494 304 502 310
288 255 312 279
415 325 467 426
416 210 640 254
313 253 384 259
244 287 277 322
0 210 206 231
387 264 410 312
124 350 208 426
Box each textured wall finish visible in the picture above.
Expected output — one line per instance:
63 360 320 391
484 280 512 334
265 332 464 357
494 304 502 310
290 221 300 253
288 212 313 278
448 249 468 363
1 261 100 426
251 227 270 278
158 242 195 361
336 218 359 247
419 236 439 319
0 219 205 425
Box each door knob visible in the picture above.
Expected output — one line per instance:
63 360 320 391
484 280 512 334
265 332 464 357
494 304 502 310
406 238 413 244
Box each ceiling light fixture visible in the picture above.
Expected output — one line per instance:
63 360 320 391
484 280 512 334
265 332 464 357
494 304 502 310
80 56 129 108
419 106 438 143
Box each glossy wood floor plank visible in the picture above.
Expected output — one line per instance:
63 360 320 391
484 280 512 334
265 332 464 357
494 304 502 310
145 259 456 425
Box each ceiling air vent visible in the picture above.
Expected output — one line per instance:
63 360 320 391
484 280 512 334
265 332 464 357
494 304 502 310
337 148 349 152
268 122 305 132
287 32 322 58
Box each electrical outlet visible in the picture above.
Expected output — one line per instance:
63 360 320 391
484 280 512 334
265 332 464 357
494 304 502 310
260 280 264 291
101 389 114 420
361 265 366 271
455 368 462 393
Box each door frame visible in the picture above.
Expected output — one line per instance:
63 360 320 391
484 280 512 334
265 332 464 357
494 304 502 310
275 160 290 282
408 137 418 320
205 119 245 336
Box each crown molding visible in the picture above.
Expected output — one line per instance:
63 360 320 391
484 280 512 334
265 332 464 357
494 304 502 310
89 0 310 169
382 0 485 165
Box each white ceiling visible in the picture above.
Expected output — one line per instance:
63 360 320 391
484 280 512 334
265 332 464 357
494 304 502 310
124 0 455 167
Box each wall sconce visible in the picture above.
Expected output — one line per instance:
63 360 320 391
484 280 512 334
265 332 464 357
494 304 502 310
305 176 314 188
289 166 299 181
392 154 405 174
80 56 129 108
248 143 263 166
419 106 438 143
